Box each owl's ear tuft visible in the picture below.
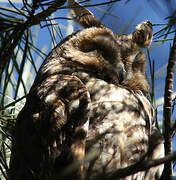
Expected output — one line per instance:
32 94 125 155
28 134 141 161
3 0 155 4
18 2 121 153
132 21 153 48
68 0 104 28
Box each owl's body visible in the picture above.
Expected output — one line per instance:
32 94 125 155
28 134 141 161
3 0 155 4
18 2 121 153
71 71 164 180
8 0 164 180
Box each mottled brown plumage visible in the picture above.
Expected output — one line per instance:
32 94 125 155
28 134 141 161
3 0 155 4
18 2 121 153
68 0 153 94
8 0 164 180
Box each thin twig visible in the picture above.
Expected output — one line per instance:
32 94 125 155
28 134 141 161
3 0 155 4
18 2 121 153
0 0 67 78
0 95 27 111
63 0 121 9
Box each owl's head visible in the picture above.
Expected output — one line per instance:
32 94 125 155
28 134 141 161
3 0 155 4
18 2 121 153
133 21 153 48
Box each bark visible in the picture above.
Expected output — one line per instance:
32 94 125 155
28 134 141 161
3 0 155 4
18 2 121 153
161 33 176 179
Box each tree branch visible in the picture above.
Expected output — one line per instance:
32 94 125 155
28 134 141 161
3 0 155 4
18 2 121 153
93 151 176 180
162 32 176 179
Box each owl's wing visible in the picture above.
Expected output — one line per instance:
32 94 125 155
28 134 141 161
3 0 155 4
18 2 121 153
9 74 91 180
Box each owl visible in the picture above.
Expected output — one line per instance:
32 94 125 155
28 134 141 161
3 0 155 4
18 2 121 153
8 0 164 180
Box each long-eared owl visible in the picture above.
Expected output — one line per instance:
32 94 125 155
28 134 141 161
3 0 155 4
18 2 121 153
8 0 164 180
